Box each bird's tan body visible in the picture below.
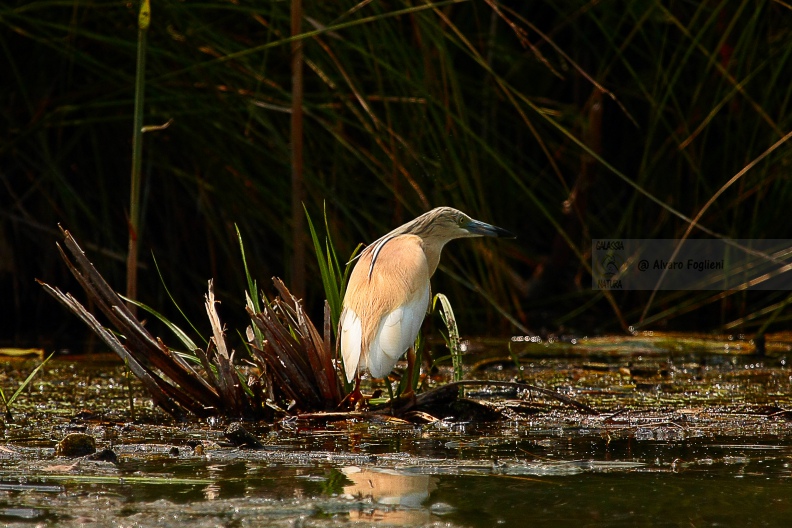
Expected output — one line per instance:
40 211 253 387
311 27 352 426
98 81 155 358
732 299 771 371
340 234 433 381
339 207 511 383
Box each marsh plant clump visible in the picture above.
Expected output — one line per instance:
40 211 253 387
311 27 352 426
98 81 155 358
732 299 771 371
41 227 344 420
40 227 592 421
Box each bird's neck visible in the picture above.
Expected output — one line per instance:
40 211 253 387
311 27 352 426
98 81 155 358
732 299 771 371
421 238 448 277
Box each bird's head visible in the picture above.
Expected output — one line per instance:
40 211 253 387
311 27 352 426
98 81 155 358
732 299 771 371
407 206 514 242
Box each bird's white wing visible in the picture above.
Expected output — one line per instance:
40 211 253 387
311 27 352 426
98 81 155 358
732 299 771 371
366 283 430 379
339 307 363 383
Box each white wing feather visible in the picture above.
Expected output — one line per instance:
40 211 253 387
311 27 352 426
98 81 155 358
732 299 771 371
366 284 430 379
339 307 363 383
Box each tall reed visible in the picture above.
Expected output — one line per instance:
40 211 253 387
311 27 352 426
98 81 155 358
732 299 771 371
127 0 151 315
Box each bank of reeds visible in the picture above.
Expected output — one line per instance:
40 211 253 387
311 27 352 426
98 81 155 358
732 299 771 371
4 1 792 345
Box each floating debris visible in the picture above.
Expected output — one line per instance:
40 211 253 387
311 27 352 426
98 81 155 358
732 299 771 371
54 433 96 458
224 422 265 450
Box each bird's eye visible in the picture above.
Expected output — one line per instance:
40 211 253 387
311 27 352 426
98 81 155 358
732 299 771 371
458 217 467 227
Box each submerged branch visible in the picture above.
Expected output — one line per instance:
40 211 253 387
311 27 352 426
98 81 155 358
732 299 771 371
380 380 598 417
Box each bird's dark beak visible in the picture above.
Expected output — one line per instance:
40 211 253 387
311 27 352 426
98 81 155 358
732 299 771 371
466 219 515 238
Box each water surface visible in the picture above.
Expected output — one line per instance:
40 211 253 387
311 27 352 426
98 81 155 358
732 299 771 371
1 336 790 526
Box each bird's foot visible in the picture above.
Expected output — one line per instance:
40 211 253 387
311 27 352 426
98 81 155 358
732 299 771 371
353 394 369 412
399 388 416 401
339 381 366 411
394 388 417 410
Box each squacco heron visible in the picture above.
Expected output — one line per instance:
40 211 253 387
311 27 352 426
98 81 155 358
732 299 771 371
339 206 513 386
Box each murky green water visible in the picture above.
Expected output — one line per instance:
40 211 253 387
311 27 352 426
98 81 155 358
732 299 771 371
1 336 791 526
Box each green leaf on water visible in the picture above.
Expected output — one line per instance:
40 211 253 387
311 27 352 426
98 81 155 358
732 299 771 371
41 474 213 486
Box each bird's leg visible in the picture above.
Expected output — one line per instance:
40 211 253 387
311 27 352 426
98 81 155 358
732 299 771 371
339 375 364 410
402 346 417 400
351 375 364 405
352 375 369 411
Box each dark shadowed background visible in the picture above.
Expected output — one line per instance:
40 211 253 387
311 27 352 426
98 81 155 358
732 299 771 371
2 0 791 349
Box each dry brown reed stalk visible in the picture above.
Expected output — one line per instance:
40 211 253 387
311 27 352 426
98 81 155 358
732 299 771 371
245 278 345 411
39 227 348 420
40 228 223 420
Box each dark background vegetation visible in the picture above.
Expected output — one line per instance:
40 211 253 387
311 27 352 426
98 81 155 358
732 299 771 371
2 0 791 349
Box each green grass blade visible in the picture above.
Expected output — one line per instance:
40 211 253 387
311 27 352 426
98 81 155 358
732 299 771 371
507 341 524 382
433 293 462 382
151 255 206 346
236 223 264 313
411 330 423 392
121 295 198 353
7 352 56 407
305 204 343 329
237 224 265 348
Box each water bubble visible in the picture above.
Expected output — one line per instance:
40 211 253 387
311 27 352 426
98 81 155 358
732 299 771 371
430 502 455 515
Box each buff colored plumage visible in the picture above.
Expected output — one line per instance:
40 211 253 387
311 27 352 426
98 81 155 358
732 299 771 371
339 207 513 383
